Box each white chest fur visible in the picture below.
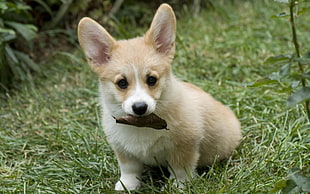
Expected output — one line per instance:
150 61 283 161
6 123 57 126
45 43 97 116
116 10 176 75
103 116 171 166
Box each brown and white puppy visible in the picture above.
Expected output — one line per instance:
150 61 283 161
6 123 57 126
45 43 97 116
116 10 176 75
78 3 241 190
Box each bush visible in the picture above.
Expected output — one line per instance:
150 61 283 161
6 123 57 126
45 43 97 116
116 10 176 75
249 0 310 120
0 0 39 90
0 0 209 90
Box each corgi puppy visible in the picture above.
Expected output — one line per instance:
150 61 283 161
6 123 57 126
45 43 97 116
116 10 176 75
78 3 241 191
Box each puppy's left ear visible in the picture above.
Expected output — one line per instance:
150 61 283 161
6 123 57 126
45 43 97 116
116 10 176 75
145 4 176 55
78 17 117 72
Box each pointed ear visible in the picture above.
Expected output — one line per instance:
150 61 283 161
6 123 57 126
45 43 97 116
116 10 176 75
145 4 176 55
78 17 117 70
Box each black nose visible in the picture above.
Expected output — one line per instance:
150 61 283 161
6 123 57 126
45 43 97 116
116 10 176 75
132 102 148 115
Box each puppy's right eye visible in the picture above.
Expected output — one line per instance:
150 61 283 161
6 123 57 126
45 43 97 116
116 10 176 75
117 79 128 89
146 76 157 86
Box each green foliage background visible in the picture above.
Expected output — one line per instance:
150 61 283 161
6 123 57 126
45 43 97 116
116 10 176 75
0 0 196 90
0 0 38 88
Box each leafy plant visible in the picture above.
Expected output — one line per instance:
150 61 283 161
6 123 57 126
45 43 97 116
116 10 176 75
248 0 310 120
0 0 39 89
271 168 310 193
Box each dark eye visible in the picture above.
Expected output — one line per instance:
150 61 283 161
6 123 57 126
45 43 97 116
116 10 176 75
146 76 157 86
117 78 128 89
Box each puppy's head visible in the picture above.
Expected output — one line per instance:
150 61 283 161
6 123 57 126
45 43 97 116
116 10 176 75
78 4 176 117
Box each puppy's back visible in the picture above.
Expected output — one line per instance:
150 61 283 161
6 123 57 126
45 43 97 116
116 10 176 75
181 82 241 165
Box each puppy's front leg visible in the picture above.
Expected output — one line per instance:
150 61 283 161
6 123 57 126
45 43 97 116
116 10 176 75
114 150 143 191
168 149 200 188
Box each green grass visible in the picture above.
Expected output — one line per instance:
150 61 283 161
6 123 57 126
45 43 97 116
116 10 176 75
1 1 309 193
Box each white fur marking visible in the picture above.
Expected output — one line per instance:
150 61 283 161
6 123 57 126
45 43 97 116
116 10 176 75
115 160 143 190
122 66 156 116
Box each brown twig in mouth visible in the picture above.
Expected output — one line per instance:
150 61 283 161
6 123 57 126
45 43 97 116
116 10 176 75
113 113 168 130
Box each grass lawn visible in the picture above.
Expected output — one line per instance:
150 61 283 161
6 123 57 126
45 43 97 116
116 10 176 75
1 1 309 193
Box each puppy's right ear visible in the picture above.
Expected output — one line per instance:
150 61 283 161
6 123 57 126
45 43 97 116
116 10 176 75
145 4 176 56
78 17 116 72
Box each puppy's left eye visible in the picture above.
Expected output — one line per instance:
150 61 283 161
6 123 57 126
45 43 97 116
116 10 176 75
146 76 157 86
117 78 128 89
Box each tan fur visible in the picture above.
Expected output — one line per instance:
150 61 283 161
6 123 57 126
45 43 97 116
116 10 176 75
78 3 241 190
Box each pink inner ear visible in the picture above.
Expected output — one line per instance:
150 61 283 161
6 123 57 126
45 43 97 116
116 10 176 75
154 23 173 54
88 36 111 65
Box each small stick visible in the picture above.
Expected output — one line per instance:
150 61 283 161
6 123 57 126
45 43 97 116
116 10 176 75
113 113 168 130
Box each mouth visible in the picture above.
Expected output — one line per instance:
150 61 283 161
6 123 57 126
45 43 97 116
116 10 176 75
113 113 168 130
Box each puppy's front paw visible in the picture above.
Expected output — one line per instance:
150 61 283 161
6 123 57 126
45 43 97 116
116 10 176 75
172 180 186 189
115 178 141 191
